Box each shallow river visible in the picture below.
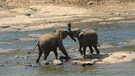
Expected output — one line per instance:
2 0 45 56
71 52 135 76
0 21 135 76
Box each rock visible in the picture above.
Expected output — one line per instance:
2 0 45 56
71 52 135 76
52 59 63 65
14 55 27 59
72 59 97 66
40 59 63 65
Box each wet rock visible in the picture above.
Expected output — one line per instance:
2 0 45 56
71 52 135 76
40 59 63 65
52 59 63 65
14 55 28 60
72 59 97 66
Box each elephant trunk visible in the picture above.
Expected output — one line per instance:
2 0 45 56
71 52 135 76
68 23 72 31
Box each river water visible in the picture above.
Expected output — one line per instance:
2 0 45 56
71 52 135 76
0 21 135 76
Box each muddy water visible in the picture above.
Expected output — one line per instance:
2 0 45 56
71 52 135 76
0 21 135 76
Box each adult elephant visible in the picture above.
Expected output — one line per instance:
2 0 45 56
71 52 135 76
67 23 100 58
36 29 75 63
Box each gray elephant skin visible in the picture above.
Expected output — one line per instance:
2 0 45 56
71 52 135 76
36 29 71 63
68 25 100 58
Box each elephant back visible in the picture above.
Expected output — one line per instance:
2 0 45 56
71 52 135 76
82 29 96 34
39 33 58 45
79 29 98 45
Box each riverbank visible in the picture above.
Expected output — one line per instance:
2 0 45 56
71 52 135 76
0 2 135 32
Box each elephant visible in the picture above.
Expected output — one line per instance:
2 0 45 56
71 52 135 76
67 23 100 58
36 29 75 63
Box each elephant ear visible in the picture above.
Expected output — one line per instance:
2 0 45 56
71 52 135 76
59 31 64 40
59 30 68 40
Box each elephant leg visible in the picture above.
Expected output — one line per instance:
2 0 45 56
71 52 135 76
59 43 70 59
83 46 86 58
44 51 50 60
79 45 83 55
36 44 43 63
93 45 100 54
88 45 94 55
53 48 58 59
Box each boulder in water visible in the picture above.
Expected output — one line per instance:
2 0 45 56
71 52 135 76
72 59 97 66
52 59 63 65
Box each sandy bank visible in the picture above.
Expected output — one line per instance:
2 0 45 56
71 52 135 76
0 3 135 32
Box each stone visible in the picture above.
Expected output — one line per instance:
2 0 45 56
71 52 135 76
72 59 97 66
52 59 63 65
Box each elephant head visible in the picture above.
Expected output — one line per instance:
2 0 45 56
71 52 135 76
57 29 68 40
67 23 82 39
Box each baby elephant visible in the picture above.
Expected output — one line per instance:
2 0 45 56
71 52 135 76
36 29 71 63
68 25 100 58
